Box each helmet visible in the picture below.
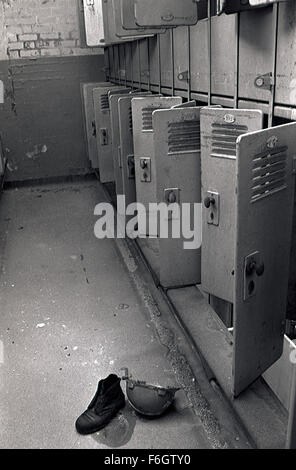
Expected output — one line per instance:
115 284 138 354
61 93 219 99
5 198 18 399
121 368 180 417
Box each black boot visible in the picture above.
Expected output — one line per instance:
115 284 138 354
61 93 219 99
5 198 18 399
76 374 125 435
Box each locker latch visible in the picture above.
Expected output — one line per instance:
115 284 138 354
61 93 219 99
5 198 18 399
140 158 151 183
100 128 108 146
204 191 220 226
254 72 274 91
178 71 190 82
243 251 265 301
127 155 135 179
164 188 180 205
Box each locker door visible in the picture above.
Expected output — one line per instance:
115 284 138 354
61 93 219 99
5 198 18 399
134 0 198 27
82 82 110 169
93 85 126 181
131 41 140 84
200 108 263 303
173 27 190 92
160 30 173 89
139 39 149 85
125 43 132 82
250 0 287 5
148 36 159 87
83 0 105 47
211 15 236 97
238 8 274 102
118 96 137 206
275 3 296 107
113 0 155 38
153 106 202 288
120 0 165 34
190 19 208 94
103 0 136 44
132 96 182 236
233 123 296 396
223 0 252 14
110 93 131 193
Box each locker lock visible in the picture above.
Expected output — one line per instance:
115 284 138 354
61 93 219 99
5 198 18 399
204 196 216 209
140 158 151 183
246 260 265 277
254 72 274 91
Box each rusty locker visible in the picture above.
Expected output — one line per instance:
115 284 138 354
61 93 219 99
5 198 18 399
134 0 198 27
81 82 111 169
93 85 129 182
238 8 274 102
83 0 106 47
152 105 202 288
200 108 263 303
132 96 182 237
233 123 296 395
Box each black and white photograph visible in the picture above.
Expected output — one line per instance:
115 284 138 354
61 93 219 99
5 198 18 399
0 0 295 455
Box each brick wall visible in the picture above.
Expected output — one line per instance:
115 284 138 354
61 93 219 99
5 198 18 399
0 0 103 61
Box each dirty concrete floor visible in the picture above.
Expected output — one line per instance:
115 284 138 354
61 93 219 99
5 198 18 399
0 179 216 449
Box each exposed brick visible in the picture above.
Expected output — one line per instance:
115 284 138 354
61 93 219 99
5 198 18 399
0 0 104 60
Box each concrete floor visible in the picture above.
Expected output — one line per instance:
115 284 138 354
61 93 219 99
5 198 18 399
0 179 219 449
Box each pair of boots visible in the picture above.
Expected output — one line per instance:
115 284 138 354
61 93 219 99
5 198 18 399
76 374 125 435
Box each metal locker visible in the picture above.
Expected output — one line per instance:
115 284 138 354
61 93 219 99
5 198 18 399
102 0 141 44
148 36 159 87
233 122 296 396
93 85 129 182
153 105 202 288
119 0 165 35
190 19 208 94
173 27 190 92
134 0 198 27
118 96 137 207
124 43 133 83
139 39 149 85
160 30 173 89
275 2 296 107
132 96 182 236
200 108 263 303
113 0 156 38
211 14 236 97
238 8 274 102
83 0 105 47
81 82 111 169
131 41 140 84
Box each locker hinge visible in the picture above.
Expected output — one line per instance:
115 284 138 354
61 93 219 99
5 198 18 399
127 155 135 179
254 72 274 91
178 71 190 82
140 158 151 183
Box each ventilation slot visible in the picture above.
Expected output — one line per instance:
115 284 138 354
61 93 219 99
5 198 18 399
211 123 248 158
142 106 165 131
251 146 288 202
129 106 133 133
100 93 109 111
168 120 200 154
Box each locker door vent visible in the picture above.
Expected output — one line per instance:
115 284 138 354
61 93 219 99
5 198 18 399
142 106 165 131
129 106 133 133
251 146 288 202
168 120 200 154
101 93 109 111
211 123 248 158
